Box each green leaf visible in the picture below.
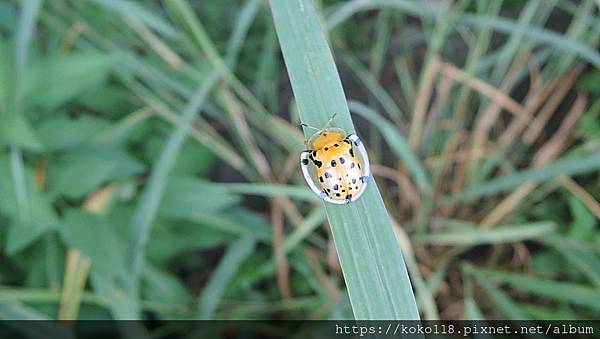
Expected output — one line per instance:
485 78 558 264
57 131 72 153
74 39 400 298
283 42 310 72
36 115 112 151
6 220 55 255
125 70 220 318
520 303 583 320
225 0 262 69
48 146 144 199
567 195 597 241
158 176 240 219
59 210 125 275
0 36 14 104
543 236 600 288
475 268 600 312
326 0 600 67
530 251 564 278
197 235 256 319
147 219 233 264
0 156 58 254
24 53 115 110
415 221 556 246
143 265 191 306
14 0 42 106
270 0 419 319
171 141 216 175
77 85 133 115
0 113 42 150
0 3 16 33
445 152 600 204
146 139 216 176
578 70 600 94
465 265 529 319
222 183 317 202
87 0 177 37
60 212 141 322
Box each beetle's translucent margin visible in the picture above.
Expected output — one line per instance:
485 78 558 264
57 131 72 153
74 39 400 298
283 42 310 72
300 151 348 205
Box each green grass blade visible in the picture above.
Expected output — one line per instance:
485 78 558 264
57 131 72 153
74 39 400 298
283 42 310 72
9 147 30 222
222 183 318 202
474 268 600 311
414 221 556 246
349 100 432 193
444 152 600 204
342 53 407 125
283 208 326 253
270 0 419 320
126 70 220 317
542 236 600 288
326 0 600 67
464 265 529 319
327 0 425 29
8 0 42 238
168 0 305 152
87 0 177 37
225 0 262 69
15 0 41 105
197 235 256 319
236 208 325 289
460 12 600 68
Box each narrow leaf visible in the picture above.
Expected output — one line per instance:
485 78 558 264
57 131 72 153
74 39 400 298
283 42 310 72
126 70 220 317
270 0 419 320
197 235 256 319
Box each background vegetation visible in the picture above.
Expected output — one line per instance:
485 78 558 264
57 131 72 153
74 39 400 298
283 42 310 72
0 0 599 324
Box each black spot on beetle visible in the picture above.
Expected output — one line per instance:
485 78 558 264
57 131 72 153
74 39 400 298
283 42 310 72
348 187 352 190
342 189 345 193
358 163 361 169
339 157 345 164
312 150 317 157
346 194 352 200
355 185 359 189
349 148 355 157
326 188 331 193
324 147 329 151
302 159 309 165
319 176 324 183
343 139 351 145
324 172 331 178
313 159 322 168
331 160 337 167
334 143 339 147
333 184 339 190
339 177 342 181
354 138 361 146
336 193 341 197
352 178 356 184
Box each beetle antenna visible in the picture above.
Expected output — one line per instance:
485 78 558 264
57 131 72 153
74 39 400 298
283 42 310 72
300 122 320 131
324 113 337 128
